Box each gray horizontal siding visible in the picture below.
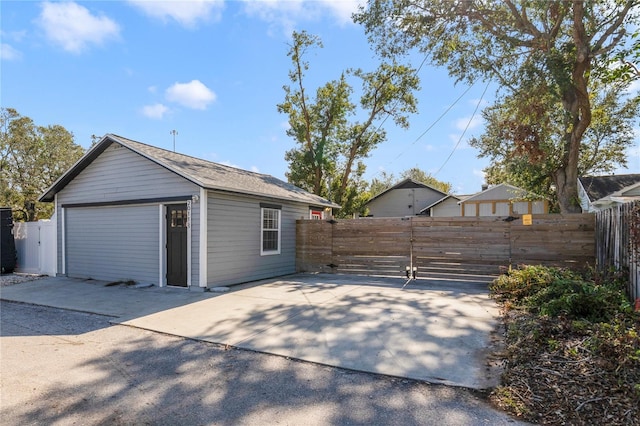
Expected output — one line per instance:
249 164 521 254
368 188 446 217
66 205 159 283
206 192 308 286
56 143 201 285
57 143 198 205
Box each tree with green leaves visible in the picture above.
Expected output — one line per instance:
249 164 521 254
278 30 420 218
369 167 451 197
355 1 639 213
474 79 639 211
0 108 84 221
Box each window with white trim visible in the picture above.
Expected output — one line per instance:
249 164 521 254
261 207 281 255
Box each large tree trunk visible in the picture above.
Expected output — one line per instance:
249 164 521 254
553 1 591 214
554 165 581 214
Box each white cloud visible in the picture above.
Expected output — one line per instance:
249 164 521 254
468 97 489 108
165 80 216 110
2 30 27 43
36 2 120 54
318 0 363 23
625 78 640 95
251 166 260 173
241 0 362 36
472 169 486 179
142 103 169 119
221 160 241 169
447 133 473 150
128 0 224 28
454 115 483 131
0 43 22 61
148 86 158 94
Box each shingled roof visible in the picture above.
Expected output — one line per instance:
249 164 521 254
365 178 448 205
578 174 640 202
40 134 339 208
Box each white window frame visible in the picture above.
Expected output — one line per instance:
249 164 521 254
260 207 281 255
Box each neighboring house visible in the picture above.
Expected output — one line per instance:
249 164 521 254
38 134 338 290
420 194 463 217
458 183 548 217
365 178 449 217
578 174 640 212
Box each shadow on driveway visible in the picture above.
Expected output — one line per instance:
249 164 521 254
1 301 524 426
1 273 503 390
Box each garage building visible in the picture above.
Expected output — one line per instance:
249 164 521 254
39 134 337 290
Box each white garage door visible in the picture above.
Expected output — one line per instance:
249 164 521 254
65 205 159 284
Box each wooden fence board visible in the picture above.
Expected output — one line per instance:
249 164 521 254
595 201 639 303
297 214 596 279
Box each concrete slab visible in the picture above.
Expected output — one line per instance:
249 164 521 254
1 274 502 390
0 276 215 317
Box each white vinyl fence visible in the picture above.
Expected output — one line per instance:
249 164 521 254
13 217 56 276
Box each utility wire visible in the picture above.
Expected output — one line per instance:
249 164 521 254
372 54 430 133
386 83 475 166
433 80 490 177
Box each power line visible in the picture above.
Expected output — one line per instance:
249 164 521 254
433 81 490 177
372 54 430 134
386 83 476 166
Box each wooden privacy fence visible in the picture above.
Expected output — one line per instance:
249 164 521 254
297 214 595 280
596 201 639 304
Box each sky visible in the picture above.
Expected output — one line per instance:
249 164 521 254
2 0 639 197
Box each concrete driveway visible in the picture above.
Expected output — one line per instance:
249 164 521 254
1 273 502 390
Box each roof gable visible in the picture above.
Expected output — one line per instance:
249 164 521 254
578 174 640 202
460 183 539 203
419 194 461 213
40 134 338 208
366 178 448 205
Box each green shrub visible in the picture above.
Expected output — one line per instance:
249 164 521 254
490 265 632 323
526 278 632 322
490 265 580 304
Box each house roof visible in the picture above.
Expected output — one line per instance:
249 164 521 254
418 194 461 214
578 174 640 202
591 181 640 207
39 134 340 208
365 178 449 205
459 183 540 204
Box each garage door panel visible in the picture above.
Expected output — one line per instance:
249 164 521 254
66 205 159 283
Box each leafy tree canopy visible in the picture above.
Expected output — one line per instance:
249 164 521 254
278 30 420 218
355 0 640 213
0 108 84 221
472 78 639 211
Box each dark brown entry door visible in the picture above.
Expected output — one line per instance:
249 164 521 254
166 204 188 287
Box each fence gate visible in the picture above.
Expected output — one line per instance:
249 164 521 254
297 214 595 282
13 219 56 276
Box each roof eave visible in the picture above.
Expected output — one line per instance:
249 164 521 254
38 134 339 209
38 136 115 202
203 185 340 208
366 178 449 205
